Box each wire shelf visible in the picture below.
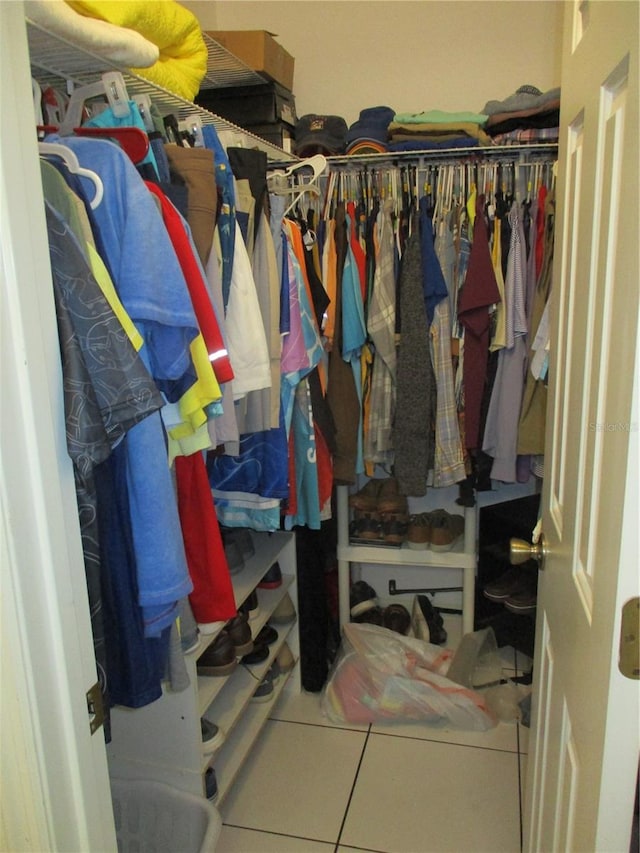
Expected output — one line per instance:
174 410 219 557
27 19 294 162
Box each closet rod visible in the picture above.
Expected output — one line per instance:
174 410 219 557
267 143 558 172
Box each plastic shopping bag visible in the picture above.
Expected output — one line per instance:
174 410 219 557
321 623 497 731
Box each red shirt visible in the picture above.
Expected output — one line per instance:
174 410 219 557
146 182 234 385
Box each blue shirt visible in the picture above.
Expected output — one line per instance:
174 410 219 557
52 135 196 635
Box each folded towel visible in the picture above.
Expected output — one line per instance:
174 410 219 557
66 0 207 100
25 0 159 67
389 121 492 146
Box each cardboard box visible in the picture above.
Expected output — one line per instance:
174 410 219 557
207 30 295 90
195 82 297 130
246 122 294 153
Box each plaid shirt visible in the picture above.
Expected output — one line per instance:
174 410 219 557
364 200 396 468
431 297 466 486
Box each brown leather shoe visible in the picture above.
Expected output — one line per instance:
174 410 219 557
376 477 408 515
407 512 432 550
383 603 411 635
429 509 464 552
382 514 409 544
354 513 383 541
225 613 254 656
197 631 238 677
348 479 382 512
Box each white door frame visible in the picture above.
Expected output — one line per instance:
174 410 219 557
0 4 116 850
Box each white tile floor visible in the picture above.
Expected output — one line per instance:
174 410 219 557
215 635 531 853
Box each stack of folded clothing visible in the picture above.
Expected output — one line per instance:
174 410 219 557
345 106 395 155
482 84 561 145
387 109 492 151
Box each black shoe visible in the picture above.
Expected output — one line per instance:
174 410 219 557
255 624 278 646
504 572 538 614
483 568 526 602
219 523 248 575
239 589 259 621
241 643 269 666
220 525 255 560
350 580 378 618
258 561 283 589
222 539 245 575
197 631 238 676
416 595 447 645
224 613 254 657
251 670 275 702
204 766 218 802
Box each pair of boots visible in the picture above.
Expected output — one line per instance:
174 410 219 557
349 478 409 544
349 581 447 645
483 566 538 615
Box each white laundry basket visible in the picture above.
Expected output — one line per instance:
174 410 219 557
110 778 222 853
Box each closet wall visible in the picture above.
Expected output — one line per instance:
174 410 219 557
182 1 563 124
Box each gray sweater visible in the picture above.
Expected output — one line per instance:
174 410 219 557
392 220 436 496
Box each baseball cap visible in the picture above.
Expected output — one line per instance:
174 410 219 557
345 105 395 147
294 114 348 156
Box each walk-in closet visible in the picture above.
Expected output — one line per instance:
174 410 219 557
2 2 638 852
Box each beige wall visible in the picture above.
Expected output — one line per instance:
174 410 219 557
182 0 564 126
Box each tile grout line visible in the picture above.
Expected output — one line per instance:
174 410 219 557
333 724 372 853
272 713 520 755
269 715 368 736
368 728 519 755
222 822 341 848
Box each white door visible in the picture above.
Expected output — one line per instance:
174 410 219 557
0 4 117 850
524 2 639 851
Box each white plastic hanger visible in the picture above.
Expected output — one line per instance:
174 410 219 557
134 94 155 133
268 154 327 218
58 71 130 137
181 114 205 148
268 154 326 192
39 141 104 208
282 183 321 218
268 153 327 186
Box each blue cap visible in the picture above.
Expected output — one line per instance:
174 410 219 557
346 106 395 145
